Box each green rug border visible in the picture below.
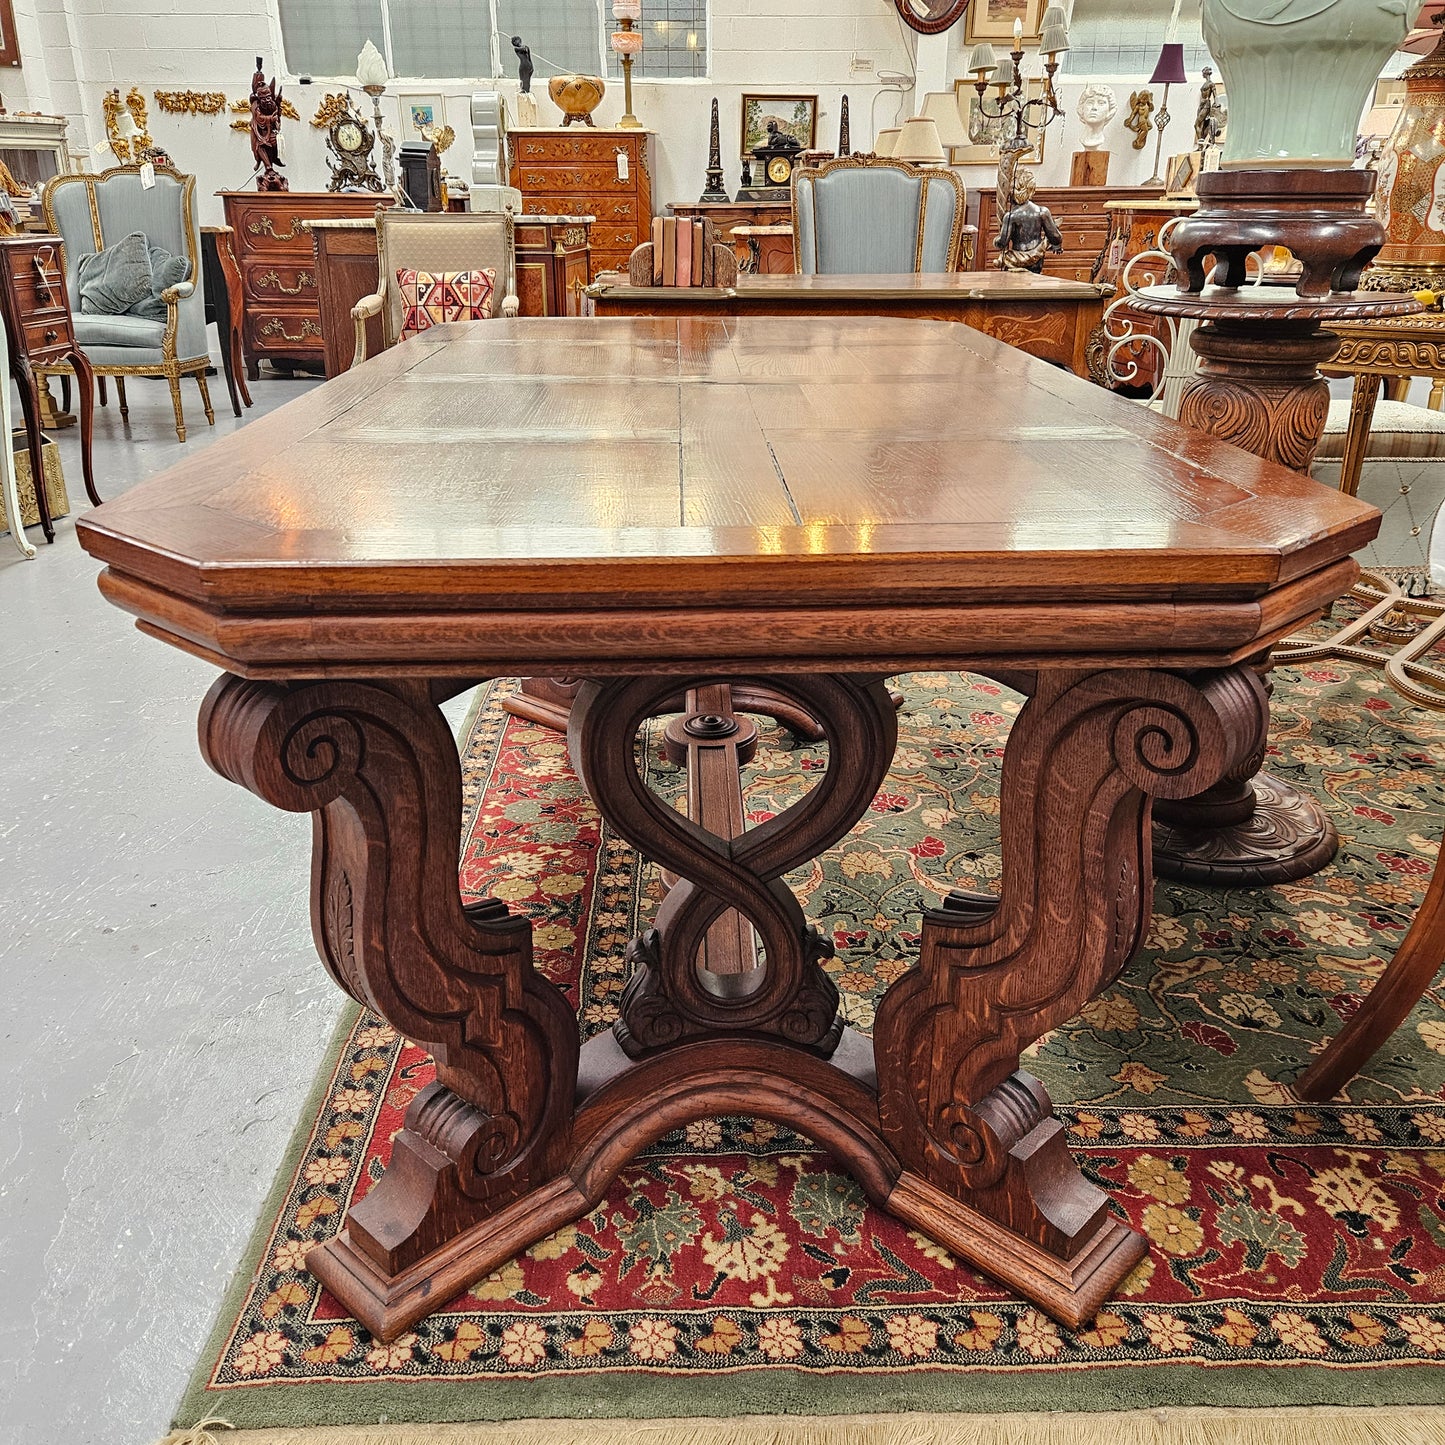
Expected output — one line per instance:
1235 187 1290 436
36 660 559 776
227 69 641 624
173 682 1445 1431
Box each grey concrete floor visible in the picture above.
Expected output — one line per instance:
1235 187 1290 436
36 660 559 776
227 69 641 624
0 359 360 1444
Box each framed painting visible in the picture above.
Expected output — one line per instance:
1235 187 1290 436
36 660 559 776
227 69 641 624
0 0 19 66
965 0 1044 44
401 93 445 139
740 94 818 159
950 76 1047 165
1165 149 1202 199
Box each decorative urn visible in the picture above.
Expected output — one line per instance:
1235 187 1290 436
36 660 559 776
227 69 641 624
1202 0 1409 167
548 74 606 128
1366 20 1445 292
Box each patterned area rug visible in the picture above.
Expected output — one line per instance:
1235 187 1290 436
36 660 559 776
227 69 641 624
175 667 1445 1437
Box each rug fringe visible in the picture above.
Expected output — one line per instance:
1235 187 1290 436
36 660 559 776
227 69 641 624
157 1418 233 1445
153 1406 1445 1445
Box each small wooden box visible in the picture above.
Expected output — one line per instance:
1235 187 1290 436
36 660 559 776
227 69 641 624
11 426 67 528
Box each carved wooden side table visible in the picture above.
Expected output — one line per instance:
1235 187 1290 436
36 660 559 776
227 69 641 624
1127 167 1420 886
76 317 1374 1342
0 232 99 543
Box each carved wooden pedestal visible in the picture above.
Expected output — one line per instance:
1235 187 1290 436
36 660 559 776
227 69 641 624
199 662 1263 1342
1127 172 1419 886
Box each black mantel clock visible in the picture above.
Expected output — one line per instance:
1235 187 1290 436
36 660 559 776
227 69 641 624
893 0 972 33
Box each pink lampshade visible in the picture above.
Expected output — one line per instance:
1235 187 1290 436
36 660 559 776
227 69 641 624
1149 42 1187 84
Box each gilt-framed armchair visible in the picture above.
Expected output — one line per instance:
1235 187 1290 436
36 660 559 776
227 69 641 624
41 164 212 443
351 208 520 368
792 155 971 275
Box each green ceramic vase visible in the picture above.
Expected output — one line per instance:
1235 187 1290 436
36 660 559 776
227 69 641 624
1202 0 1409 167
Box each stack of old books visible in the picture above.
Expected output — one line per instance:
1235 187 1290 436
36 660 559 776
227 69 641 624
649 216 722 286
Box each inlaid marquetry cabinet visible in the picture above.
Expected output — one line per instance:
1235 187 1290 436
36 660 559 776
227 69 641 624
220 191 393 378
508 128 654 277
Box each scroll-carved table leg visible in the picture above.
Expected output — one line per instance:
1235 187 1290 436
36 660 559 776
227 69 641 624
873 665 1267 1325
200 675 580 1341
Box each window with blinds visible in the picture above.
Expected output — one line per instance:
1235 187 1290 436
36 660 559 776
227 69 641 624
278 0 708 81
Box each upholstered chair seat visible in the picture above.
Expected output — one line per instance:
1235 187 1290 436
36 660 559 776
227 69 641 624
41 164 212 442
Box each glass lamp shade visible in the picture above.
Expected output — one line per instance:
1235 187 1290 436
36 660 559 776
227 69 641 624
114 109 140 140
610 29 643 55
873 127 901 157
895 116 947 164
613 0 642 18
356 38 389 87
965 42 998 76
1148 42 1186 85
1368 26 1445 288
920 90 970 148
1202 0 1408 167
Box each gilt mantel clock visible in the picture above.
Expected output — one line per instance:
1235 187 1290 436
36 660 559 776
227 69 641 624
894 0 972 33
325 108 384 194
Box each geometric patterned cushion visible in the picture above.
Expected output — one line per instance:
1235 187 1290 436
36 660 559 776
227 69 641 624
1315 397 1445 461
396 267 496 341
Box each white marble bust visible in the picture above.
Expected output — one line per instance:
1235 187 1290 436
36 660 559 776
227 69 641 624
1076 84 1117 150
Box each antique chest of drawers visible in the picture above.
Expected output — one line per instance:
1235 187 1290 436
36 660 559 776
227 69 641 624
971 184 1164 282
219 191 392 378
508 129 653 276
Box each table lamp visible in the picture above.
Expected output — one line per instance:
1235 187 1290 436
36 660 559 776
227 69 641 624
895 115 947 165
356 39 399 196
611 1 643 130
873 127 901 157
919 92 970 159
1144 41 1186 187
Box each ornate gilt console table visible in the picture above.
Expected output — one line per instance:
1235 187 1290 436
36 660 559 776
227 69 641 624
1321 312 1445 498
76 316 1375 1342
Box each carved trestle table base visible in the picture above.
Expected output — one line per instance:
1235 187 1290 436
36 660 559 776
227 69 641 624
75 317 1377 1342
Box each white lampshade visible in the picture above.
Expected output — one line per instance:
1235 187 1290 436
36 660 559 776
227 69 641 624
993 55 1017 90
114 108 140 140
1041 4 1068 31
356 38 389 87
894 115 946 165
1040 21 1070 54
965 42 998 77
873 127 901 157
920 91 969 149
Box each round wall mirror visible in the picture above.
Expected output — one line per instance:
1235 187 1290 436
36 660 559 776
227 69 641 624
893 0 972 33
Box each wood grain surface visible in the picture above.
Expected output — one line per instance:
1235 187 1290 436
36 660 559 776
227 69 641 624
78 317 1378 679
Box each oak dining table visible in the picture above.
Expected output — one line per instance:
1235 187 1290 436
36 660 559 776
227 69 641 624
76 315 1378 1343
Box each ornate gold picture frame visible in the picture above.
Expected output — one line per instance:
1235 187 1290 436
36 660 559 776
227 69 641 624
965 0 1044 44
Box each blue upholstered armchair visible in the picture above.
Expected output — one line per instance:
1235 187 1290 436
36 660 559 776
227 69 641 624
42 165 212 442
792 156 970 275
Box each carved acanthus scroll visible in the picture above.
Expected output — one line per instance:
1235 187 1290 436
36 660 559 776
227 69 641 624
200 676 579 1272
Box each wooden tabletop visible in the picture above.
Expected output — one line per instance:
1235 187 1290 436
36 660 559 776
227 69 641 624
78 316 1377 679
590 271 1110 303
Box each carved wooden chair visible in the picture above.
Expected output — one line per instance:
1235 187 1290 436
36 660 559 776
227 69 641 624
41 164 212 442
792 155 969 274
352 209 520 367
1279 562 1445 1099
